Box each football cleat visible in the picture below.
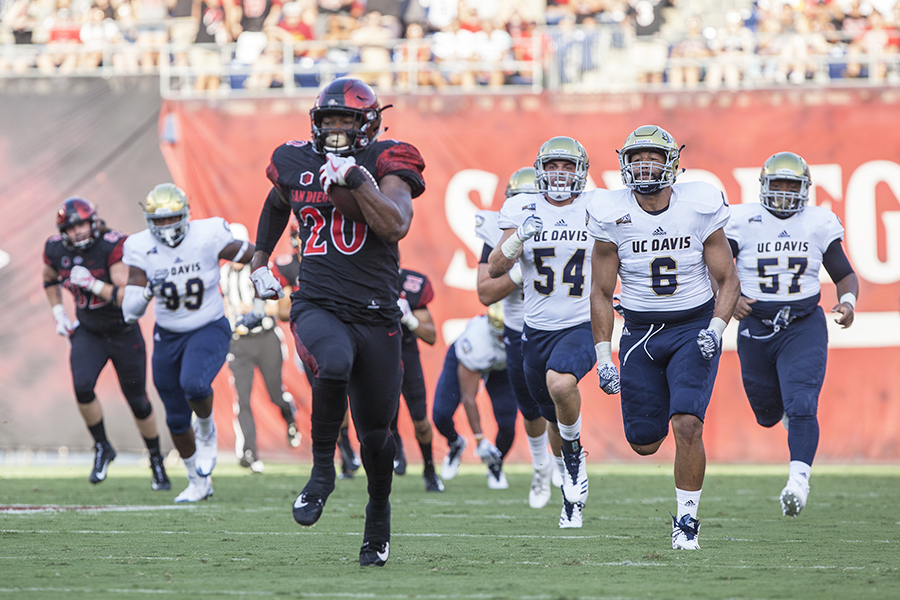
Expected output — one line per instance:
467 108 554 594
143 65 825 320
671 513 701 550
393 442 407 476
239 450 265 473
89 442 116 484
423 469 445 492
287 421 302 448
561 443 589 504
780 477 809 518
359 541 390 567
551 463 564 488
441 436 467 481
559 496 584 529
150 454 171 491
293 492 326 526
174 474 213 503
487 463 509 490
193 420 217 477
529 462 554 509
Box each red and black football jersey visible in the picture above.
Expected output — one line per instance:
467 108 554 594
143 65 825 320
266 139 426 326
43 230 128 334
398 268 434 352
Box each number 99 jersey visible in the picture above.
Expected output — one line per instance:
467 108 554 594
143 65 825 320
586 181 728 313
123 217 236 332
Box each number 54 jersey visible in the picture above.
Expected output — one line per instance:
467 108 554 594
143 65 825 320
498 192 595 331
585 181 728 313
123 217 236 332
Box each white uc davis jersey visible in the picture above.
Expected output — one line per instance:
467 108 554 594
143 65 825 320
123 218 235 333
586 181 728 312
475 209 524 331
498 192 594 330
454 315 506 373
725 203 843 302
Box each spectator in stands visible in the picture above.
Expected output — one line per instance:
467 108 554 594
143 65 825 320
394 21 446 90
134 0 170 72
36 0 83 75
432 19 477 88
507 11 544 84
190 0 230 92
169 0 199 62
667 15 711 89
625 0 672 85
350 9 397 91
706 11 756 90
473 19 512 87
0 0 38 73
79 6 129 71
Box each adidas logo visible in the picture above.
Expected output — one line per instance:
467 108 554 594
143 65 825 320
174 257 184 263
740 328 751 338
621 327 630 336
683 500 696 507
154 332 161 342
778 230 791 238
147 247 158 255
555 219 567 227
652 226 666 236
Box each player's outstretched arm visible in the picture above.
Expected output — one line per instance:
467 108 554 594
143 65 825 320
704 228 741 324
832 271 859 328
477 260 519 306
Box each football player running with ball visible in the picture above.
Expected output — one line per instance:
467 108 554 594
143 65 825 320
725 152 858 518
248 78 425 567
488 137 598 529
43 197 169 490
122 184 254 503
587 125 741 550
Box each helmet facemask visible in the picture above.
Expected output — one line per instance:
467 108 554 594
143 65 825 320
57 198 100 251
310 107 381 156
534 137 589 202
143 184 190 247
618 125 681 195
759 152 810 217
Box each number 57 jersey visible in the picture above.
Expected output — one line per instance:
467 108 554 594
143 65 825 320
586 181 728 313
123 217 235 332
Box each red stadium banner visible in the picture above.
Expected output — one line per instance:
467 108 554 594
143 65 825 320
157 89 900 464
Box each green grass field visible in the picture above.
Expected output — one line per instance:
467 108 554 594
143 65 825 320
1 461 898 600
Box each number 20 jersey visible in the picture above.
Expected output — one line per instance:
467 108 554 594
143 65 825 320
586 181 729 313
725 202 843 303
498 192 595 331
122 217 235 333
266 139 425 326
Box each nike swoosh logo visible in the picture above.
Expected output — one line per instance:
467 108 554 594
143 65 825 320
388 330 399 337
377 543 390 562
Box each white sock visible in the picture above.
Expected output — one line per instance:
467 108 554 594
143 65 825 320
196 413 215 436
676 488 702 520
183 453 198 479
789 460 811 487
528 432 550 471
557 415 582 442
554 454 565 484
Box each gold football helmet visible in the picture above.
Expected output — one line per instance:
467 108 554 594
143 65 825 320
487 302 504 337
618 125 681 194
505 167 538 198
534 136 589 200
759 152 810 217
142 183 190 246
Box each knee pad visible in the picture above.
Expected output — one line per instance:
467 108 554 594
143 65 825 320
625 419 666 447
754 406 784 428
166 411 192 435
126 394 153 420
75 390 96 405
182 383 214 404
358 428 391 454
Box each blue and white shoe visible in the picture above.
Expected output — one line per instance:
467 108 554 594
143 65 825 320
559 496 584 529
441 437 467 481
561 443 588 504
193 421 217 477
174 474 213 503
780 478 809 518
671 513 701 549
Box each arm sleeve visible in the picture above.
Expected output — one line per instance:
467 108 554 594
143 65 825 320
728 237 739 258
255 187 292 255
822 238 854 283
122 284 150 323
479 243 493 264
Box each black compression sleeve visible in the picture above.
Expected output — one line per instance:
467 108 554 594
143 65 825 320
479 243 493 264
822 238 854 283
728 238 739 258
255 187 292 255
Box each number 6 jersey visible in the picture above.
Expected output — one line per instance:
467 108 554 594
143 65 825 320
123 217 235 332
586 181 729 313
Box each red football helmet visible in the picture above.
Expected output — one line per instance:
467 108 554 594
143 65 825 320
56 197 100 250
309 78 387 156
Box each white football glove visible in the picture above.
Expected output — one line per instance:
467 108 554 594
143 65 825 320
697 317 727 361
52 304 77 337
319 152 358 194
597 362 621 395
68 265 105 295
516 215 543 242
142 270 168 301
250 266 284 300
475 438 502 465
397 297 419 330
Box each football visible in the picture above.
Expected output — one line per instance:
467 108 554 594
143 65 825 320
328 185 366 223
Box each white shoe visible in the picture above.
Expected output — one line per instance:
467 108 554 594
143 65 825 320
559 497 583 528
487 465 509 489
780 477 809 517
671 514 700 549
529 462 554 509
551 463 563 488
194 420 217 477
174 474 213 503
441 437 467 481
560 445 588 504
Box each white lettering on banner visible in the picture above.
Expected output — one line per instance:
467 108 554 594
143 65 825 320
732 167 760 205
845 160 900 284
679 169 729 203
0 248 9 271
443 169 498 291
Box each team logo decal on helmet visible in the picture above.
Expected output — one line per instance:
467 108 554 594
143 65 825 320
618 125 683 195
759 151 811 217
505 167 539 198
142 183 190 247
56 197 101 251
534 137 589 201
309 78 391 156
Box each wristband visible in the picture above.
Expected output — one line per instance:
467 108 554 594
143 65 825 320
595 341 612 364
232 240 249 263
252 297 266 315
707 317 727 338
52 304 66 320
344 167 367 190
110 285 120 306
89 278 105 296
839 293 856 309
500 234 524 259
